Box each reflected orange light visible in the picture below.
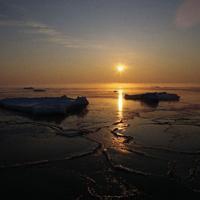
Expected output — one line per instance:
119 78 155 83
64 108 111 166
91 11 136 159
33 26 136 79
118 89 123 119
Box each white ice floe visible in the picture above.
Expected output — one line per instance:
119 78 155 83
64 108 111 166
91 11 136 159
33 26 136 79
0 96 89 115
124 92 180 102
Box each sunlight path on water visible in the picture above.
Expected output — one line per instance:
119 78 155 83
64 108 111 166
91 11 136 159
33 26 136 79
118 89 123 120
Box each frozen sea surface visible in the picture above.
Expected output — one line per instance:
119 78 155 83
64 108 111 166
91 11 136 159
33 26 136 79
0 83 200 199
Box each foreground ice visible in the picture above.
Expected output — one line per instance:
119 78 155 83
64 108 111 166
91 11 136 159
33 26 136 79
0 96 89 115
125 92 180 102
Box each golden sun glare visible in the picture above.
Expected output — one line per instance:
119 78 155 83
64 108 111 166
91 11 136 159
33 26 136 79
116 65 125 73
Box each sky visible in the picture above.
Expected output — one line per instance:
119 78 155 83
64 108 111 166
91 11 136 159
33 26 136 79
0 0 200 85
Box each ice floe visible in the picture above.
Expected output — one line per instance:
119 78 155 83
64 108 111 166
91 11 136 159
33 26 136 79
125 92 180 102
0 96 89 115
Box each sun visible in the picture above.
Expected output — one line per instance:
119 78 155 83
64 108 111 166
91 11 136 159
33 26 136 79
116 64 125 73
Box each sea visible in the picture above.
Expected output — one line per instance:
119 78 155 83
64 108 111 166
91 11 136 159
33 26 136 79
0 83 200 199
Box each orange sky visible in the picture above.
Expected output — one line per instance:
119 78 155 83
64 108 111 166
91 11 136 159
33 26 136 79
0 0 199 85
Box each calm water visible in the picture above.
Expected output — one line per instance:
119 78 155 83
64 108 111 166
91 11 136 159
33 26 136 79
0 83 200 199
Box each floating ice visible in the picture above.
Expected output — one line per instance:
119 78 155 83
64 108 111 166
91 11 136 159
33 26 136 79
0 96 89 115
125 92 180 103
23 87 34 90
33 89 46 92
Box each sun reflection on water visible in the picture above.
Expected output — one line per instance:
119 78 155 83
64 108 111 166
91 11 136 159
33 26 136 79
103 87 130 153
118 89 123 119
